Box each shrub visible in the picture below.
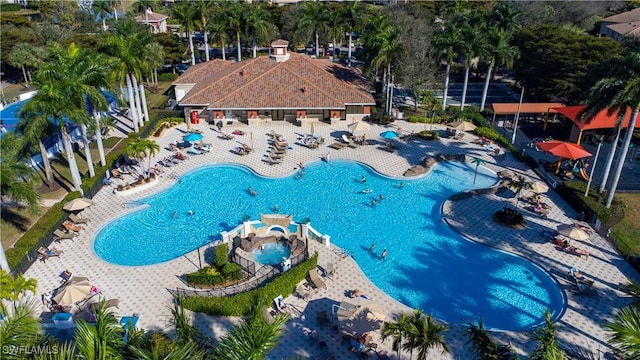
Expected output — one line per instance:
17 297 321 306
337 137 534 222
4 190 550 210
214 243 229 268
222 262 243 280
158 73 179 82
445 107 462 116
460 111 489 127
418 130 440 140
563 181 611 223
181 253 318 316
473 126 516 152
0 3 21 11
369 112 394 123
406 115 424 123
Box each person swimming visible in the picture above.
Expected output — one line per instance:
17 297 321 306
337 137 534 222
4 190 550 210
363 188 372 194
361 176 367 183
369 243 376 252
248 186 258 196
371 199 377 207
274 204 279 212
381 249 388 260
188 210 195 216
172 211 177 218
399 182 404 188
379 194 384 201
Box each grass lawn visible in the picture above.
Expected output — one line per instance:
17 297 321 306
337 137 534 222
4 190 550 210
612 193 640 256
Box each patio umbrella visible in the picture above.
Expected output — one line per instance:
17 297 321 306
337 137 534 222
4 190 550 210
535 140 591 160
310 122 315 135
63 198 94 212
339 307 382 335
531 181 549 194
379 130 398 139
183 132 203 142
348 121 371 135
557 224 590 241
365 302 386 321
449 120 477 131
53 279 93 306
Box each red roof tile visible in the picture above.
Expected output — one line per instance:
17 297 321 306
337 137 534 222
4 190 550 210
174 53 375 109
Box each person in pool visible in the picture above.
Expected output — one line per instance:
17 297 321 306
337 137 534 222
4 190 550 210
381 249 388 261
361 176 367 183
248 186 258 196
369 243 376 252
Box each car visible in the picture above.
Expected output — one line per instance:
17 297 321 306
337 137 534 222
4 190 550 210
175 63 190 74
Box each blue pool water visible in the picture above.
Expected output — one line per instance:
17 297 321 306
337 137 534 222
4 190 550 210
253 243 291 265
94 160 565 331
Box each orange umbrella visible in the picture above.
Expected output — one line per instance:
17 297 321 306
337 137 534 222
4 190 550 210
535 140 591 160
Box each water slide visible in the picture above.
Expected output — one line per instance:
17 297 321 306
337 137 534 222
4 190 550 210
578 168 589 181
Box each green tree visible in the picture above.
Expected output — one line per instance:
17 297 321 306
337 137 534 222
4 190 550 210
154 32 187 70
17 112 57 188
457 10 487 111
0 299 42 360
127 136 160 176
381 313 413 359
529 310 565 360
431 20 464 110
209 5 231 61
244 3 273 58
343 0 363 66
224 1 246 62
466 318 517 360
508 175 532 208
326 3 345 56
403 310 449 360
6 43 48 89
0 269 38 312
471 157 486 184
0 133 41 213
131 0 160 15
478 25 519 112
171 1 198 66
74 301 125 359
579 38 640 208
92 0 114 31
605 306 640 358
194 1 213 62
294 1 329 59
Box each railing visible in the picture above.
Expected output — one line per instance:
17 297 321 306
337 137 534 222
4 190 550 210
171 267 279 298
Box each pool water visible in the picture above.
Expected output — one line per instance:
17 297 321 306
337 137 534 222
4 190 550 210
94 160 565 331
252 243 291 265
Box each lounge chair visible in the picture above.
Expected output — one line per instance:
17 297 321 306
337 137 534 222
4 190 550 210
187 147 203 155
328 142 346 150
53 229 76 242
69 214 90 224
270 130 282 138
63 220 82 232
266 158 283 165
295 284 311 302
308 269 326 290
325 263 335 280
88 299 119 313
341 134 352 144
37 246 63 262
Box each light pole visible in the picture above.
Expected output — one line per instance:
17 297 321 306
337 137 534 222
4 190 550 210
511 86 525 145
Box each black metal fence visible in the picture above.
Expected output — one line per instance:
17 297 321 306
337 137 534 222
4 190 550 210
171 267 279 298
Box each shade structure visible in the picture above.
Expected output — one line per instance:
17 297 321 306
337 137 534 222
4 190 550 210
348 121 371 135
183 132 203 142
63 198 94 212
557 224 590 241
531 181 549 194
379 130 398 139
449 120 477 131
339 307 382 334
364 302 386 321
53 279 93 306
535 140 591 160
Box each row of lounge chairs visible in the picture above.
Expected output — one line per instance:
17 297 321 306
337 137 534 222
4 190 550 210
265 134 289 165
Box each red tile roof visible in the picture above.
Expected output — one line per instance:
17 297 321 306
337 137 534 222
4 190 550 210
174 53 375 109
134 12 168 22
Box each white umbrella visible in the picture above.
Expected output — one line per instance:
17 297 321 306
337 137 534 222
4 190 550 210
53 279 93 306
348 121 371 135
365 302 386 321
63 198 95 212
449 120 476 131
531 181 549 194
557 224 590 241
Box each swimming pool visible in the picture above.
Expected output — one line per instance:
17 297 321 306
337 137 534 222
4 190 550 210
253 243 291 266
94 160 565 331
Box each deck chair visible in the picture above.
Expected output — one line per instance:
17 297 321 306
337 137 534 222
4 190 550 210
89 299 119 313
341 134 351 144
317 310 329 329
54 229 76 242
308 269 327 290
295 284 311 302
63 220 82 232
325 263 335 280
266 158 283 165
37 247 63 262
69 214 90 224
273 295 285 313
270 130 282 138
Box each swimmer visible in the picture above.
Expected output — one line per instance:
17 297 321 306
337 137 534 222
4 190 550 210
363 188 372 194
369 243 376 252
188 210 195 216
371 199 377 207
248 186 258 196
172 211 177 218
361 176 367 183
379 194 384 201
325 153 331 162
274 204 279 212
259 244 264 251
399 182 404 188
381 249 388 261
298 162 305 169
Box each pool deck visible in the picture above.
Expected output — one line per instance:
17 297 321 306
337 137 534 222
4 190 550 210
25 119 638 359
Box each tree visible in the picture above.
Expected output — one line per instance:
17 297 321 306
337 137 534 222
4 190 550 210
605 306 640 358
508 175 532 208
154 32 187 69
578 38 640 208
457 10 487 111
212 310 287 360
244 3 273 58
529 310 565 360
0 269 38 312
431 21 463 110
471 157 486 184
343 0 363 66
131 0 159 16
6 43 49 89
194 1 213 62
0 133 41 213
478 25 519 111
381 313 413 359
171 1 198 66
466 318 517 360
17 112 57 188
295 1 329 59
209 7 231 61
74 301 125 359
127 136 160 177
92 0 113 31
0 298 42 359
225 1 246 62
403 310 449 360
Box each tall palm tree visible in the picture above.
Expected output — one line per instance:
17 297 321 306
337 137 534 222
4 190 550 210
458 11 487 111
403 310 449 360
225 1 246 62
74 301 125 359
381 313 413 359
327 4 345 57
431 22 463 111
212 311 287 360
508 175 532 208
479 26 519 112
466 318 516 360
0 298 42 359
144 42 165 90
295 1 329 59
605 306 640 358
131 0 159 16
92 0 113 31
17 113 57 188
579 38 640 208
0 133 41 213
343 0 362 66
209 6 230 61
529 310 565 360
244 3 272 58
471 157 486 184
172 1 198 66
194 1 213 62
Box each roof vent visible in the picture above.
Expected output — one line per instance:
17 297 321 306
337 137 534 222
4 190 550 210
302 86 308 94
240 69 247 77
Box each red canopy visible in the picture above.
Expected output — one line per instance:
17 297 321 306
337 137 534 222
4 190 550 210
553 105 636 130
535 140 592 160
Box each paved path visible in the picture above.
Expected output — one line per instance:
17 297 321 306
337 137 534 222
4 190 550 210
25 119 637 359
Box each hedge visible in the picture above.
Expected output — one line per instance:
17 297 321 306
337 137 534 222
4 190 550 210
181 252 318 316
562 181 612 223
473 126 516 153
418 130 440 140
157 73 179 82
0 3 21 11
214 243 228 268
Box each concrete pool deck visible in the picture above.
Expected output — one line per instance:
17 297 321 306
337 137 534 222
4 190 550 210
25 119 638 359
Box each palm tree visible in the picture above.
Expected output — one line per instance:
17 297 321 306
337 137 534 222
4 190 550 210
244 3 272 58
605 306 640 358
458 11 487 111
144 42 165 90
131 0 159 16
471 157 486 184
212 311 287 360
127 136 160 176
466 318 516 360
490 2 521 32
194 1 213 62
508 175 532 208
343 0 362 66
209 6 230 61
0 298 42 359
0 270 38 311
529 310 565 360
478 26 519 112
74 301 125 359
172 1 198 66
92 0 113 31
17 113 57 188
431 22 463 111
404 310 449 360
579 38 640 208
295 1 329 59
0 133 41 213
225 1 246 62
7 43 35 88
381 313 413 359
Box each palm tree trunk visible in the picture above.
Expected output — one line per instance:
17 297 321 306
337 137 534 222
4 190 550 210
348 32 353 66
132 75 144 127
125 73 139 132
480 64 493 112
80 124 95 178
39 140 53 187
598 125 621 193
387 64 393 116
21 65 29 88
61 131 83 193
442 63 450 110
204 32 210 62
460 65 470 111
93 110 106 166
315 31 320 58
102 17 107 31
252 35 257 58
236 31 242 61
188 30 196 65
222 39 226 60
605 108 639 208
139 84 150 127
